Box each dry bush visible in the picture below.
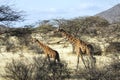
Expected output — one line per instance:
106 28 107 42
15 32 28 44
106 42 120 54
73 55 120 80
2 59 34 80
28 44 43 54
92 44 102 55
0 27 33 53
2 54 120 80
3 57 70 80
33 57 70 80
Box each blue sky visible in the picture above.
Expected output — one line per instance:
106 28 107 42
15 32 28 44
1 0 120 27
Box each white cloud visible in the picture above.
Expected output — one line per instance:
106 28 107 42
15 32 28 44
13 0 120 27
49 8 57 12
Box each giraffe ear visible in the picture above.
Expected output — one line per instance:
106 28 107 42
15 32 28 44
57 26 62 31
58 28 63 31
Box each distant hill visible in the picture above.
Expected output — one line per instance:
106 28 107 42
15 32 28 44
0 25 7 29
95 4 120 23
0 25 9 33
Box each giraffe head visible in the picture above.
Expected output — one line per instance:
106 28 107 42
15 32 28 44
52 28 67 38
54 28 65 33
31 38 39 44
57 28 65 32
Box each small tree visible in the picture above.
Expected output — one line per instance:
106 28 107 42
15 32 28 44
0 5 24 26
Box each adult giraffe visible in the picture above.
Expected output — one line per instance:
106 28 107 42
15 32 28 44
54 28 96 69
32 38 60 63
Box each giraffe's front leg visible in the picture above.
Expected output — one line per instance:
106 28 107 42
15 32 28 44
79 49 88 69
53 58 56 64
86 48 96 69
76 48 80 70
76 54 80 69
45 54 50 63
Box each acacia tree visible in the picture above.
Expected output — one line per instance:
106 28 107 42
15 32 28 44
0 4 24 35
53 18 81 53
53 17 110 54
0 5 24 26
0 4 27 53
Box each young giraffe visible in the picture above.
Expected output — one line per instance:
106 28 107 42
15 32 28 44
54 28 96 69
32 38 60 63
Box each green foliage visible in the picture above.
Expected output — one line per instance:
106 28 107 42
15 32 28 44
54 16 109 37
81 16 109 27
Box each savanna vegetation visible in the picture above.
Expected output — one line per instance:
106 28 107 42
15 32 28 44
0 2 120 80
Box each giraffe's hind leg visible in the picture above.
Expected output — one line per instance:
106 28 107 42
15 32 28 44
89 55 96 69
76 55 79 70
53 58 56 64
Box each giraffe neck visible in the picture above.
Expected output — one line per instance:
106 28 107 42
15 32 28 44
60 31 78 44
36 40 48 51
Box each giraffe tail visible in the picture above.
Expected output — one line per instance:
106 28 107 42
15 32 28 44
87 44 96 64
55 51 60 62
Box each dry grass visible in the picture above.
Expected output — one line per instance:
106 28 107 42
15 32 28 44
0 37 119 80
